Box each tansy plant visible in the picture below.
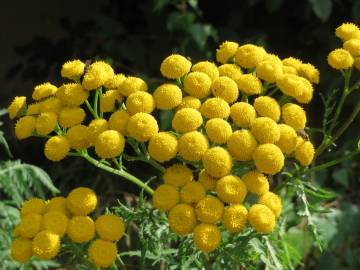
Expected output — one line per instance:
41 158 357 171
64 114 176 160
6 22 360 269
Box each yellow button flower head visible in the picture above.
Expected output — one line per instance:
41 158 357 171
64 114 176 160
327 48 354 70
205 118 232 144
283 65 298 75
335 22 360 41
230 102 257 128
82 61 114 90
343 38 360 56
216 41 238 63
8 96 26 119
251 117 280 144
253 144 284 175
281 103 307 131
44 136 71 162
276 124 297 154
67 216 95 243
32 230 60 260
153 83 183 110
15 116 36 140
242 171 269 196
24 102 41 115
21 198 46 217
295 140 315 166
32 83 57 101
104 73 126 89
11 238 33 262
263 53 282 64
61 59 85 79
259 192 282 218
58 107 85 128
95 130 125 158
193 223 221 253
160 54 192 79
248 204 275 233
295 77 314 104
168 204 197 235
227 130 258 161
235 74 262 95
163 164 193 187
256 60 283 83
126 113 159 142
152 184 179 212
148 132 178 163
88 118 108 145
202 147 232 178
276 74 304 98
66 187 98 216
218 64 242 80
108 110 129 135
223 204 248 233
191 61 219 81
200 97 230 119
56 83 89 106
178 131 209 161
282 57 302 70
46 196 69 215
100 90 123 113
180 181 206 204
42 211 69 237
35 112 58 136
95 214 125 241
177 96 201 111
216 175 247 204
126 91 155 115
198 170 217 191
298 63 320 84
211 76 239 104
172 108 203 133
196 196 224 223
39 97 62 114
118 76 148 97
88 239 117 268
183 71 212 99
254 96 280 122
19 213 42 238
66 125 91 150
235 44 266 68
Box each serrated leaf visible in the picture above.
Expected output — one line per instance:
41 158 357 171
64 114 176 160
0 132 12 158
309 0 333 22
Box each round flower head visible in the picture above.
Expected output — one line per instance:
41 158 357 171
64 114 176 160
168 204 197 235
259 192 282 218
327 48 354 70
56 83 89 106
251 117 280 144
335 22 360 41
295 140 315 166
160 54 191 79
205 118 232 144
355 58 360 71
163 164 193 187
152 184 179 212
148 132 178 163
82 61 114 90
108 110 129 135
178 131 209 161
15 116 36 139
276 74 304 98
211 76 239 104
176 96 201 111
253 96 280 122
230 102 257 128
88 239 117 268
256 60 283 83
216 41 238 63
202 147 232 178
248 204 275 233
193 223 221 253
118 76 148 96
235 44 266 68
104 73 126 89
180 181 206 204
66 125 90 150
281 103 307 131
26 103 41 116
227 130 258 161
153 83 182 110
235 74 262 95
67 216 95 243
66 187 98 216
298 63 320 84
100 90 122 113
11 238 33 262
198 170 217 191
253 144 284 175
343 38 360 56
295 77 314 104
223 204 248 233
44 136 70 161
8 96 26 119
263 53 282 64
35 112 57 136
32 83 57 101
242 171 269 196
19 213 42 238
95 214 125 241
191 61 219 81
61 59 85 79
58 107 85 128
88 118 108 145
216 175 247 204
183 71 212 99
42 211 69 237
200 97 230 119
39 97 62 114
32 230 60 260
126 91 155 115
196 196 224 223
46 196 68 215
126 113 159 142
282 57 302 70
296 136 305 148
218 63 243 82
276 124 297 154
283 65 298 75
21 198 46 217
95 130 125 158
172 108 203 133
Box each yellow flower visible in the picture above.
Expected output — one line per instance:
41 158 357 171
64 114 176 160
251 117 280 144
295 140 315 166
152 184 179 212
200 97 230 119
172 108 203 133
61 59 85 79
253 144 284 175
95 214 125 241
248 204 275 233
148 132 178 163
153 83 183 110
19 213 42 238
11 238 33 262
67 216 95 243
282 57 302 70
46 196 69 215
160 54 192 79
235 74 262 95
58 107 85 128
163 164 193 187
216 41 238 63
39 97 62 114
218 63 242 80
178 131 209 161
32 230 61 260
327 48 354 70
108 110 129 135
216 175 247 204
168 204 197 235
180 181 206 204
66 125 91 150
100 90 123 113
242 170 269 196
27 102 42 116
32 83 57 101
104 73 126 89
126 91 155 115
230 102 257 128
282 65 298 75
88 119 108 145
126 113 159 142
256 60 283 83
8 96 26 119
15 116 36 140
183 71 212 99
44 136 70 162
56 83 89 106
227 130 258 161
276 74 304 98
281 103 307 131
118 76 148 96
42 211 69 237
193 223 221 253
196 196 224 223
88 239 117 268
259 192 282 218
191 61 219 81
344 38 360 56
298 63 320 84
35 112 58 136
253 96 280 122
211 76 239 104
198 170 217 191
205 118 232 144
354 58 360 71
20 198 46 217
66 187 98 216
276 124 297 154
335 22 360 41
82 61 114 90
235 44 266 68
295 77 314 104
202 147 232 178
176 96 201 111
223 204 248 233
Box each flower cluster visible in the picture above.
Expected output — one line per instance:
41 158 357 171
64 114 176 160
11 187 125 268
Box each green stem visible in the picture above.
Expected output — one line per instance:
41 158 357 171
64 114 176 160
85 100 98 119
310 150 359 173
267 86 279 97
332 101 360 141
278 94 292 105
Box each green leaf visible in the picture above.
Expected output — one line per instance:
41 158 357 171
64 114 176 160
309 0 333 22
0 109 7 117
0 132 12 158
189 23 218 49
167 12 195 32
